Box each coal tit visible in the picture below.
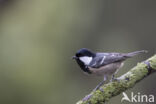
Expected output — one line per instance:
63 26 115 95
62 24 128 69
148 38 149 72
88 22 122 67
73 48 147 90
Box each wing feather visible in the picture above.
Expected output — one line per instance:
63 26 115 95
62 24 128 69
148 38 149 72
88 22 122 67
89 53 126 68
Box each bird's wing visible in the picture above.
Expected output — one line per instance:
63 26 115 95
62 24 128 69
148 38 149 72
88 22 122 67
89 53 126 68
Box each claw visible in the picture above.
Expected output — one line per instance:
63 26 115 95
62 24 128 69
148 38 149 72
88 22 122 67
110 77 120 82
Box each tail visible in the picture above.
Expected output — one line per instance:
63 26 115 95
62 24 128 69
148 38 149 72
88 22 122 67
124 50 148 58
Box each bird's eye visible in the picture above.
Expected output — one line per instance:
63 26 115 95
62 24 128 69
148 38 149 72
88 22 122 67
76 53 79 57
76 53 82 57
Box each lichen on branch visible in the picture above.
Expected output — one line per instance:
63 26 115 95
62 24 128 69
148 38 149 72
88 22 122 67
76 55 156 104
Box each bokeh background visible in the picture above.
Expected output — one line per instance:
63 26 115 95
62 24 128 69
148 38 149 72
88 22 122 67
0 0 156 104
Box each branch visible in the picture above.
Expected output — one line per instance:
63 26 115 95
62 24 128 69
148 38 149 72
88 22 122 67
76 54 156 104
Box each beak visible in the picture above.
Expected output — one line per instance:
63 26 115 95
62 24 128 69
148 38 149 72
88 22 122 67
72 56 77 59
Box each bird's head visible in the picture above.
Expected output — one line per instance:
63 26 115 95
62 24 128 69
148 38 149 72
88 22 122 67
72 48 95 65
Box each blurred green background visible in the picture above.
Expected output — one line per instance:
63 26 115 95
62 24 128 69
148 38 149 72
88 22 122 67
0 0 156 104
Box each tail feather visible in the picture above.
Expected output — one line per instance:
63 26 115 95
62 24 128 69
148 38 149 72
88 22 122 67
124 50 148 58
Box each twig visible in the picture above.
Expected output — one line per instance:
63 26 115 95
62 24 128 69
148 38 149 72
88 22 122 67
76 54 156 104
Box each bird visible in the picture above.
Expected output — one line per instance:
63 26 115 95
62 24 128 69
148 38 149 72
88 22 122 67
72 48 147 91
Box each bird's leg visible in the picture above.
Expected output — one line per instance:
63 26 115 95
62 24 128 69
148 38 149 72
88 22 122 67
93 76 107 92
111 74 115 81
110 67 121 82
110 74 120 82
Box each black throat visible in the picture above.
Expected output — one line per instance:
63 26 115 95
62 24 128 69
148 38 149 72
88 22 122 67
76 59 92 74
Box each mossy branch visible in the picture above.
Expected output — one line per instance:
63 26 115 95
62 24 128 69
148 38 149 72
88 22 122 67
76 54 156 104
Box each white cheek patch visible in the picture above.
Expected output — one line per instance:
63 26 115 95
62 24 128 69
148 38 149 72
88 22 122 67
79 56 92 65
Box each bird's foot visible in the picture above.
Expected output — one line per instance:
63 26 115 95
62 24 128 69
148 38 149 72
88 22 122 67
110 77 120 82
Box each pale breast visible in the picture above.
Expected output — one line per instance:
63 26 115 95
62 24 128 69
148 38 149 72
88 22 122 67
89 62 123 76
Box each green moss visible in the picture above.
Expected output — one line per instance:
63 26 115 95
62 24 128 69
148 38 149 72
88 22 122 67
148 55 156 69
77 55 156 104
